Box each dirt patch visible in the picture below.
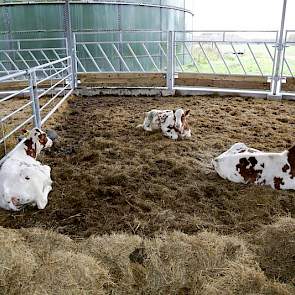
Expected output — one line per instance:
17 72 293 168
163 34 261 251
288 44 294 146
1 95 295 238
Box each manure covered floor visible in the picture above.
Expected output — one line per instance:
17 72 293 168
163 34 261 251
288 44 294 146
0 95 295 238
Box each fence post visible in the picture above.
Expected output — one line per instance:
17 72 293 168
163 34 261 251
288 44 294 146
269 0 288 99
29 70 41 129
73 33 78 85
166 30 175 91
64 0 76 89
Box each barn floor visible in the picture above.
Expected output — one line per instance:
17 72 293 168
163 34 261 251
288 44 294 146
0 95 295 239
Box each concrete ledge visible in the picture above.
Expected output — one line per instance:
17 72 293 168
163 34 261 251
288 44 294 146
75 86 295 101
75 87 175 97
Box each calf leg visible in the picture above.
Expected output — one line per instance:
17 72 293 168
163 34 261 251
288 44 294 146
161 126 178 140
142 111 158 131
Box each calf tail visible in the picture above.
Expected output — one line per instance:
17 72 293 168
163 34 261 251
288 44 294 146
136 124 144 129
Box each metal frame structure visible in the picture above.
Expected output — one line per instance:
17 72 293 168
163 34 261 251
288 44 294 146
0 56 74 164
0 37 67 77
74 30 168 73
1 28 294 94
173 30 279 76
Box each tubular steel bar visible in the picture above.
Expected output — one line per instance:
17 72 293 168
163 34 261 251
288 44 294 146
82 44 102 72
1 101 32 123
198 42 215 73
142 43 160 72
270 0 288 97
64 0 76 88
41 89 73 125
214 42 231 74
97 44 116 72
126 43 145 72
230 43 246 75
247 43 263 76
183 42 200 73
166 31 175 91
112 44 130 72
29 70 42 129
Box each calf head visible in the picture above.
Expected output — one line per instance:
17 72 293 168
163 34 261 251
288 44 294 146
174 109 191 138
22 128 53 158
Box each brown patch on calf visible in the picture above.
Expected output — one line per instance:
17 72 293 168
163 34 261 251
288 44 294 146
287 146 295 179
24 138 36 158
236 157 262 183
273 177 284 190
238 149 246 153
38 133 48 146
181 111 190 131
282 164 289 173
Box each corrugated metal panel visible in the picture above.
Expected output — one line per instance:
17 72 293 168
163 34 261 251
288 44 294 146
0 1 193 72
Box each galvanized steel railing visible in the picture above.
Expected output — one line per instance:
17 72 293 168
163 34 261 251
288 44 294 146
0 38 67 78
0 56 74 164
74 31 168 73
283 30 295 77
0 29 295 97
174 30 279 77
72 30 295 95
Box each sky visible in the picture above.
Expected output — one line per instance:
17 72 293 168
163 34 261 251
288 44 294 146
191 0 295 31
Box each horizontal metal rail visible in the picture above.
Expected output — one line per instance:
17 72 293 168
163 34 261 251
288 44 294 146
0 86 31 102
0 115 34 145
41 89 73 125
40 83 71 112
38 72 71 99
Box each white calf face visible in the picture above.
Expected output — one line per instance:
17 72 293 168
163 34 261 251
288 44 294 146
174 108 191 136
174 109 185 130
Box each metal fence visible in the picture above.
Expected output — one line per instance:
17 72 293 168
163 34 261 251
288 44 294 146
174 31 278 77
72 30 295 95
0 30 294 88
0 38 67 78
0 56 74 164
283 30 295 77
74 31 168 73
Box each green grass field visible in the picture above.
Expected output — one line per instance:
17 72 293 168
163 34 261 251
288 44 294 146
177 43 295 77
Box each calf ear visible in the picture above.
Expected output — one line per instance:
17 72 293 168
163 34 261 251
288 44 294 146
21 128 28 134
185 110 190 117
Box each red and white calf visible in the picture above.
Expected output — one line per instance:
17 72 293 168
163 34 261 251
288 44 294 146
212 142 295 190
0 128 53 211
137 108 191 140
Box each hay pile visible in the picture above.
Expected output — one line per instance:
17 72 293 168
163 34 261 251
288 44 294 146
1 224 294 294
253 217 295 285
